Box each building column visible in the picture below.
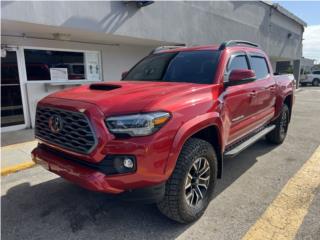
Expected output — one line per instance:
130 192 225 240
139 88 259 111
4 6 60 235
293 59 301 88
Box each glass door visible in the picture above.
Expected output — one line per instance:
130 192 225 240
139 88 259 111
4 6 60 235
1 50 26 128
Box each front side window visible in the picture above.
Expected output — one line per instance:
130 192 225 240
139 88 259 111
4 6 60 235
313 71 320 75
250 56 270 79
124 50 221 84
228 55 249 72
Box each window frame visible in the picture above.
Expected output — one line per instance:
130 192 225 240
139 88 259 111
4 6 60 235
226 52 251 73
21 46 102 83
224 51 251 82
247 53 270 80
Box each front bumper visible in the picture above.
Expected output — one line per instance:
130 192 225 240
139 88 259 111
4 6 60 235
33 98 177 195
32 144 168 194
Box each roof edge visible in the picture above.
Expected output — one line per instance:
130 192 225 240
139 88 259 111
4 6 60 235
261 1 307 27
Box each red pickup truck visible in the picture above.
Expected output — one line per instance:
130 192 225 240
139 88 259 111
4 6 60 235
32 40 294 223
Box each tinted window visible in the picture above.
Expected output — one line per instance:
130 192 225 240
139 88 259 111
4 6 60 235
124 50 221 84
24 50 85 81
250 56 269 79
313 71 320 75
1 51 25 127
228 55 249 71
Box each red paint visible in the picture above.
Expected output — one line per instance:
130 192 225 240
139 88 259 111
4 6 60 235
32 44 294 193
229 69 256 82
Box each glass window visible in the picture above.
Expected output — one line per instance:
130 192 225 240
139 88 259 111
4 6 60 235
1 51 25 127
313 71 320 75
228 55 249 71
24 49 85 81
124 50 221 84
250 56 270 79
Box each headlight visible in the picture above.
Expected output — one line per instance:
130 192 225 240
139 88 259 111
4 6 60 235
105 112 170 137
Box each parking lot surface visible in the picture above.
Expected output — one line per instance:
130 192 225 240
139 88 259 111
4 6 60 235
2 87 320 240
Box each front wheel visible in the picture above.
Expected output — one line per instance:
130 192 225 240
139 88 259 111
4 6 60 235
312 79 320 86
266 104 290 144
157 138 217 223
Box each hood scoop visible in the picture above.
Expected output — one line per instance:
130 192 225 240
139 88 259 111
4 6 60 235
89 83 121 91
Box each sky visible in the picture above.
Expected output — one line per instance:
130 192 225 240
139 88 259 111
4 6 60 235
275 1 320 63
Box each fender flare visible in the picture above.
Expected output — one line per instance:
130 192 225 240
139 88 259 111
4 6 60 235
164 112 223 177
274 92 294 121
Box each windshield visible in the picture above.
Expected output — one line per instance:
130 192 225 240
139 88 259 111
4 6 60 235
124 50 221 84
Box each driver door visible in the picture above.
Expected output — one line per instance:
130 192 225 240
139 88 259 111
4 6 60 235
222 52 257 145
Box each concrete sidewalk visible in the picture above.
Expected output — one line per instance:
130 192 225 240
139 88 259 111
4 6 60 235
1 129 37 175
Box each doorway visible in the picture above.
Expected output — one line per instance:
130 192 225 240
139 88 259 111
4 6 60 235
1 49 27 131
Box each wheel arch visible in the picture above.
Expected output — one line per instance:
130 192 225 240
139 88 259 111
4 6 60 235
191 126 223 178
164 112 224 179
283 94 293 122
313 78 320 85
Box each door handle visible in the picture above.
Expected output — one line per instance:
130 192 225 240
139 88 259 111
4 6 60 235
267 86 276 92
249 91 257 97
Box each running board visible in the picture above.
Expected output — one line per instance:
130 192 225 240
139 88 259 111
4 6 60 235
224 125 276 158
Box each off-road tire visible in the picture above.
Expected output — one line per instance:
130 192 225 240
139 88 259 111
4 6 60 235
157 138 217 223
266 104 290 144
312 78 320 86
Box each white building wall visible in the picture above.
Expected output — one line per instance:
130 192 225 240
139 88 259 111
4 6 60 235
2 1 304 60
2 36 153 127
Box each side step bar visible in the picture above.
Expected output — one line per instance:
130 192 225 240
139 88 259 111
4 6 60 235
224 125 275 158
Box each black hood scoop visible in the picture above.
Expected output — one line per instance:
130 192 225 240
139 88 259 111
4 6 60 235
89 83 121 91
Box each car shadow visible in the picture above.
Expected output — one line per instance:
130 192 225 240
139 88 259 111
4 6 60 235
1 139 277 240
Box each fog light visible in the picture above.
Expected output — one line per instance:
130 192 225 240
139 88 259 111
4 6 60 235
103 155 136 175
123 158 134 168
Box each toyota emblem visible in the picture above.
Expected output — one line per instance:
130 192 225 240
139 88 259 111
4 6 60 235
48 114 63 133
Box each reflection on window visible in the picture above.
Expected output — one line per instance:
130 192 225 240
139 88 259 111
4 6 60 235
228 55 249 71
124 51 221 84
250 56 269 80
24 50 85 81
1 51 25 127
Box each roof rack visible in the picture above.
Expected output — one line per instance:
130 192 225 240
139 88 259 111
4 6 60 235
150 45 186 54
219 40 259 50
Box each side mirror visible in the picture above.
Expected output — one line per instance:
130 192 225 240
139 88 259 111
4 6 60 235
226 69 256 87
121 71 128 80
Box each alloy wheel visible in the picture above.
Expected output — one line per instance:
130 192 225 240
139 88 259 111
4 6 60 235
279 110 288 139
185 157 211 207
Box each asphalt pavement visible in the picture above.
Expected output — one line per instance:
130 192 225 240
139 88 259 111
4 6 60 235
2 86 320 240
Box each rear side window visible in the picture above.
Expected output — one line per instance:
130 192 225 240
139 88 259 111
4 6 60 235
250 56 269 79
228 55 249 71
313 71 320 75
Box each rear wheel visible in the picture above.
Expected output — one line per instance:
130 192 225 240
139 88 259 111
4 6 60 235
157 138 217 223
312 78 320 86
266 104 289 144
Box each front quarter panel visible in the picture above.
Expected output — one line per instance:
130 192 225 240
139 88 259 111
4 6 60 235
164 111 223 177
274 76 294 120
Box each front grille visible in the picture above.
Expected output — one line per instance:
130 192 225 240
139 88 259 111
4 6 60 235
35 107 97 154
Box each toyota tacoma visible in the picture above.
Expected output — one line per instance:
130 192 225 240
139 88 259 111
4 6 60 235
32 40 294 223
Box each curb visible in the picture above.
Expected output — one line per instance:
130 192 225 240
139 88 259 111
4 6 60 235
1 161 36 176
